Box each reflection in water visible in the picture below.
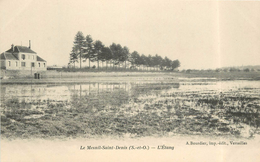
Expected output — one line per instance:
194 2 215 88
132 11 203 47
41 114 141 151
0 82 180 103
1 80 260 139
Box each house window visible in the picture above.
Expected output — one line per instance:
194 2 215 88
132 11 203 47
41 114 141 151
28 55 30 59
8 61 11 66
16 62 18 67
31 62 35 67
43 63 46 67
21 62 26 67
32 55 34 60
38 63 40 67
22 54 25 60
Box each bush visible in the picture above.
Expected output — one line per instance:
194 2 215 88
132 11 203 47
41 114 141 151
244 68 250 72
230 68 240 72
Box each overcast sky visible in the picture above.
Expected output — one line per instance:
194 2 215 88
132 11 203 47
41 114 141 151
0 0 259 69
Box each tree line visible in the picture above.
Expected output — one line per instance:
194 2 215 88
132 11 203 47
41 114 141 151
69 31 180 71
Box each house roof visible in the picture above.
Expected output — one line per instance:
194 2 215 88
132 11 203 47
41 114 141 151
6 46 36 54
0 52 19 60
0 52 5 60
37 56 46 62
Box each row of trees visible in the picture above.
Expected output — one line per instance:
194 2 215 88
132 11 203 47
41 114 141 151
69 31 180 70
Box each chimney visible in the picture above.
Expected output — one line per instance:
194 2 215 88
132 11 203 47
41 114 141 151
11 44 14 51
29 40 31 49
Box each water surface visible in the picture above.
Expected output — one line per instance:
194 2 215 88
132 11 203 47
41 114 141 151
1 79 259 139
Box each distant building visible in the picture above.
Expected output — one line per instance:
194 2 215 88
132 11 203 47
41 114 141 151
47 65 63 70
0 42 47 71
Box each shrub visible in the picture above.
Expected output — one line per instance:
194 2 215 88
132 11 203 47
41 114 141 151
244 68 250 72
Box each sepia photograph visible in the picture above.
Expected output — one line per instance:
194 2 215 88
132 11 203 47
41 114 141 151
1 0 260 161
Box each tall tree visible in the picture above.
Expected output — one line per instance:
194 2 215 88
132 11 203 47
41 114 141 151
110 43 123 69
109 43 117 69
156 56 160 70
69 47 78 68
84 35 94 68
130 51 140 70
146 54 153 71
153 54 163 70
69 32 181 72
161 56 171 70
122 46 130 69
93 40 104 70
73 31 85 69
101 47 113 69
164 57 172 69
140 54 147 70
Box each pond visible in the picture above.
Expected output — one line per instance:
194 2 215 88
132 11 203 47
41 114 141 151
0 79 260 139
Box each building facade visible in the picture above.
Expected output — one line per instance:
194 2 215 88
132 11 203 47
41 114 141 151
0 44 47 71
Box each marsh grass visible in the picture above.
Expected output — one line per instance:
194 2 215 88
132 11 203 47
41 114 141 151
1 82 260 139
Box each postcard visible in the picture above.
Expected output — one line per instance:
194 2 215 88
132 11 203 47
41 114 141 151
1 0 260 161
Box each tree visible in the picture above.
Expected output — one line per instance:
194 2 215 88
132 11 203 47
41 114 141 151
109 43 117 69
73 31 85 69
93 40 104 69
161 57 167 70
101 47 113 69
69 32 181 72
122 46 130 69
146 54 153 71
162 56 172 70
140 54 147 70
165 57 172 69
130 51 140 69
69 47 78 68
83 35 94 68
152 54 162 70
171 59 180 70
110 43 123 68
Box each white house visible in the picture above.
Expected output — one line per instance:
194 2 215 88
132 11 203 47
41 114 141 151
0 42 47 71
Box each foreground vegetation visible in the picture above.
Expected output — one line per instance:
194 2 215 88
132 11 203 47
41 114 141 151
1 82 259 139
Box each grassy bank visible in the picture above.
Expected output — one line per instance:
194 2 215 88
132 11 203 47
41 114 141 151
0 72 178 85
175 71 260 80
1 69 259 80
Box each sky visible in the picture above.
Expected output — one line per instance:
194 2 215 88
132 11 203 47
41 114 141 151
0 0 259 69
